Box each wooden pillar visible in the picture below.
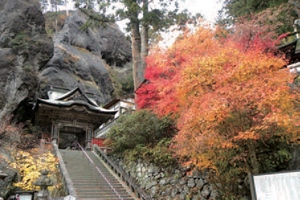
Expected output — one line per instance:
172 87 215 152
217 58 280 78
85 128 93 151
51 124 59 144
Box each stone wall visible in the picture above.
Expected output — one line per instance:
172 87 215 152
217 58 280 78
112 158 218 200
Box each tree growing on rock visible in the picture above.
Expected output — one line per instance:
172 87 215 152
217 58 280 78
218 0 298 35
137 25 300 198
78 0 197 90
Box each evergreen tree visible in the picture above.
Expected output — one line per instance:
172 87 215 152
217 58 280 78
111 0 185 90
219 0 299 35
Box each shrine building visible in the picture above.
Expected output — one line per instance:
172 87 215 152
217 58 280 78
33 86 117 150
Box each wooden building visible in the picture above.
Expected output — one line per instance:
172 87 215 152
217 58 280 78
33 86 116 150
93 98 135 143
277 20 300 66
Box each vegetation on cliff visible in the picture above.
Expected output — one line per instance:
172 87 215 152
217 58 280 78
218 0 298 35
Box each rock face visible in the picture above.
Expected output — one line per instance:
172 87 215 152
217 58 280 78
0 2 132 119
0 149 17 199
0 0 54 120
39 10 132 104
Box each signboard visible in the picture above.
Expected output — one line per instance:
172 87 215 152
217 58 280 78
19 194 32 200
64 195 76 200
14 191 35 200
251 171 300 200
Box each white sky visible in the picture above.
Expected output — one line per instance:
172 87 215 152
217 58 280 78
47 0 224 36
156 0 224 48
116 0 224 33
50 0 223 25
184 0 223 23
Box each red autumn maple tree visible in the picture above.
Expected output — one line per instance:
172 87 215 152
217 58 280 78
137 25 300 197
136 27 220 117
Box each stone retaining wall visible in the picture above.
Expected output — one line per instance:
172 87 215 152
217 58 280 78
112 158 218 200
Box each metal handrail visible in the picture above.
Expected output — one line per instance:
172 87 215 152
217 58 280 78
76 142 124 200
93 145 151 200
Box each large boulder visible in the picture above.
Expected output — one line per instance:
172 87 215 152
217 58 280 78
0 0 53 120
39 10 132 104
0 149 17 199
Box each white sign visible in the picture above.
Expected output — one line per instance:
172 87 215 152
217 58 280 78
64 195 76 200
19 195 32 200
253 171 300 200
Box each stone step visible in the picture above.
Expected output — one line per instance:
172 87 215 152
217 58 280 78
71 182 121 186
76 193 133 198
77 196 134 199
77 197 134 200
59 149 136 199
72 185 125 190
77 198 134 200
73 185 128 189
76 192 130 196
67 171 115 176
68 175 116 179
76 192 132 197
67 173 116 176
75 189 129 193
72 183 126 189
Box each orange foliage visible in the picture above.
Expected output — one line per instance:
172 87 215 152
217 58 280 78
137 25 300 176
137 27 220 117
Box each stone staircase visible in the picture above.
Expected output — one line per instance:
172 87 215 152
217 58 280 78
59 149 137 200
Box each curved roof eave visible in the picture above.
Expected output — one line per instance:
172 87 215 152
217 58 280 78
55 87 99 107
36 98 117 115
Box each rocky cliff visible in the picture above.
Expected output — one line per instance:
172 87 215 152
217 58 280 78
0 1 132 121
39 10 132 104
0 0 53 120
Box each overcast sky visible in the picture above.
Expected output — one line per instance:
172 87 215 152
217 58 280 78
181 0 223 23
115 0 224 32
49 0 224 33
51 0 223 23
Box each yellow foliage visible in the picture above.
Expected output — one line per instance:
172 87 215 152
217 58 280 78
9 149 60 192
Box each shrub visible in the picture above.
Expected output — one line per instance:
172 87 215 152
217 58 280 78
105 110 177 166
107 65 134 97
11 31 30 53
9 149 65 196
0 115 21 148
106 110 176 151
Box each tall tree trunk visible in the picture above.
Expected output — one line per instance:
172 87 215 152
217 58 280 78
247 140 260 174
55 1 58 34
65 0 69 16
128 1 141 90
131 15 142 90
140 0 149 86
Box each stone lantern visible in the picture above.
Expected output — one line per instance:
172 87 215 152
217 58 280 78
34 169 53 200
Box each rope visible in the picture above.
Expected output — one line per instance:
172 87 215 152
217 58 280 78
76 142 123 200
